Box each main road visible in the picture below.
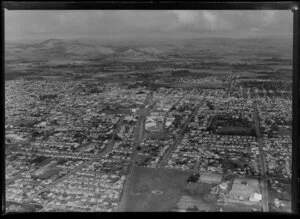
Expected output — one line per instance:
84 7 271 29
118 90 207 211
117 91 153 212
253 99 269 212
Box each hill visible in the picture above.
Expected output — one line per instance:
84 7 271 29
5 39 115 60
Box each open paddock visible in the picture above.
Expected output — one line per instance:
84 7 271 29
124 166 192 212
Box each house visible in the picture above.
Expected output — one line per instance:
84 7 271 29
249 193 262 202
219 182 228 190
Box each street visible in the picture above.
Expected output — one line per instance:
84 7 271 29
117 91 152 212
24 114 125 206
253 100 269 212
158 94 207 168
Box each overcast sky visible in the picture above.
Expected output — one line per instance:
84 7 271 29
5 10 293 41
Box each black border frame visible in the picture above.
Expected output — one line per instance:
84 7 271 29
1 0 299 216
292 5 300 217
1 1 299 10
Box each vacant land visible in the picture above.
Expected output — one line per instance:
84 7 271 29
124 166 228 212
125 166 192 211
178 182 220 212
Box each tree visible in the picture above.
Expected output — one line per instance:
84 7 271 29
207 101 214 110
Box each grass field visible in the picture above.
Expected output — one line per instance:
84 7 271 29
124 166 265 212
177 183 220 212
125 166 192 212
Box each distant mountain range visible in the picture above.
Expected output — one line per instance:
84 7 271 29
5 39 164 61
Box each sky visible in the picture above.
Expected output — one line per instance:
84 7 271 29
5 10 293 42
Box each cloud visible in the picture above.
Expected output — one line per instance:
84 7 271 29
169 10 234 32
4 10 292 41
263 11 275 25
202 11 218 29
202 11 234 30
172 10 199 25
249 27 260 32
